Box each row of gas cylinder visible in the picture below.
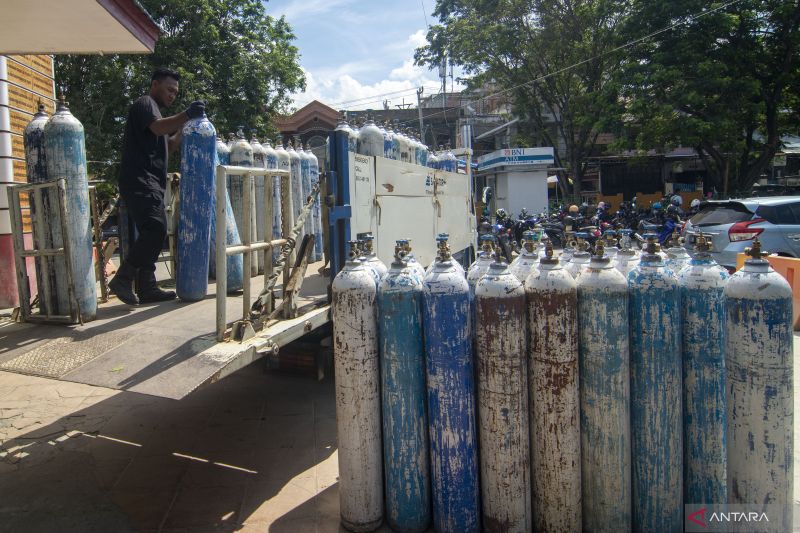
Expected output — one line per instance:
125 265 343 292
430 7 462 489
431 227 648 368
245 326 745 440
212 128 323 277
331 230 793 533
23 100 97 321
334 111 459 172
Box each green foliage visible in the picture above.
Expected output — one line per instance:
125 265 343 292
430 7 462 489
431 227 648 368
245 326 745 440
416 0 627 197
55 0 305 182
603 0 800 193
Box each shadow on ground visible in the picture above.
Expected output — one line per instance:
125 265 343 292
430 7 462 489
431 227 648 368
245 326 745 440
0 363 339 533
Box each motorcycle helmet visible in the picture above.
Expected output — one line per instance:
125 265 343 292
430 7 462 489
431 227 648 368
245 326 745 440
597 201 607 210
670 194 683 207
568 204 579 214
652 202 662 210
690 199 701 208
666 204 679 216
496 208 507 220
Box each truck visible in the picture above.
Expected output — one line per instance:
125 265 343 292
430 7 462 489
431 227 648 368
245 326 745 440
0 129 476 400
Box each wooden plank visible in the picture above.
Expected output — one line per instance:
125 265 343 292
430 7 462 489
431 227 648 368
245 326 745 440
5 60 55 97
6 55 53 77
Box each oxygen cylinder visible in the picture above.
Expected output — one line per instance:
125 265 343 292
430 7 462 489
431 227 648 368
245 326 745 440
216 135 230 165
418 137 428 167
287 140 303 228
427 151 439 169
525 243 581 531
382 122 393 159
358 113 384 157
577 243 631 531
725 239 793 532
422 239 480 533
305 146 324 262
614 229 637 277
44 97 96 321
426 234 465 277
467 235 495 296
332 243 383 532
601 230 618 259
509 230 539 283
475 256 531 532
176 112 216 301
628 234 682 532
23 102 51 313
250 137 267 274
263 139 282 262
565 232 591 279
360 234 387 280
228 129 257 277
398 240 425 281
665 231 690 273
274 139 291 235
389 122 401 161
378 247 431 533
297 139 314 242
678 234 728 506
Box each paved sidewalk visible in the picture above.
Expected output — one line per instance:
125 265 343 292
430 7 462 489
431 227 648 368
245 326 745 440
0 363 362 533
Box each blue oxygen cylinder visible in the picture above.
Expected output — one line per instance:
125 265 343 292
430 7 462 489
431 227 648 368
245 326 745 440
475 255 531 532
426 234 465 277
332 243 383 532
357 113 384 157
176 112 216 301
422 241 480 533
628 234 682 532
44 97 96 321
383 122 394 159
678 234 728 506
725 239 793 532
208 151 244 293
23 102 52 313
306 146 324 261
526 243 581 531
275 140 291 259
210 133 231 277
577 243 631 531
378 247 431 533
228 129 255 277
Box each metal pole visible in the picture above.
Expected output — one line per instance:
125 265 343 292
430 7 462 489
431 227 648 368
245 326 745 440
8 188 32 321
32 186 53 317
416 87 425 136
242 170 253 321
216 165 227 342
263 169 274 312
280 172 292 293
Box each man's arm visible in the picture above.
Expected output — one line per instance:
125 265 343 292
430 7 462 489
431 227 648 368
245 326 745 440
149 112 188 137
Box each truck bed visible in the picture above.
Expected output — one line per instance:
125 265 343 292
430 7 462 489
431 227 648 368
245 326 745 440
0 261 330 400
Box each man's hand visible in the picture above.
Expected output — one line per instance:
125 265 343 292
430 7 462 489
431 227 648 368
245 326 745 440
185 100 206 120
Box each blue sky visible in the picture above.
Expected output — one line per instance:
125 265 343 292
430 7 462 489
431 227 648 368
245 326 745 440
263 0 464 111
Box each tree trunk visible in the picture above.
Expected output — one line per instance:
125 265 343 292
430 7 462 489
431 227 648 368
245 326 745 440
722 158 730 198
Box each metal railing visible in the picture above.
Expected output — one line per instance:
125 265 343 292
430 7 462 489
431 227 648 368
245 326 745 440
215 165 292 342
6 179 82 324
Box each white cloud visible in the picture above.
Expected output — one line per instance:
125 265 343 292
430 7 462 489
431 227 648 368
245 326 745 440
272 0 355 20
289 28 466 111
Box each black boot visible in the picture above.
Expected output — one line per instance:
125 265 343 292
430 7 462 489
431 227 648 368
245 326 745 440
109 262 139 305
136 268 176 303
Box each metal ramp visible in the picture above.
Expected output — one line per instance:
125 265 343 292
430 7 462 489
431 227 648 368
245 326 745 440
0 262 329 400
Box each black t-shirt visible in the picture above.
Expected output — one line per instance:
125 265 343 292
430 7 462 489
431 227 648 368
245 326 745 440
120 95 168 195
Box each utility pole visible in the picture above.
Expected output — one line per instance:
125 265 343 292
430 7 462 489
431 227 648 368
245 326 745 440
416 87 425 139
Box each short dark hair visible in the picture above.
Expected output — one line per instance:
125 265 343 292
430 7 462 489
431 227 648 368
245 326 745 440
151 67 180 83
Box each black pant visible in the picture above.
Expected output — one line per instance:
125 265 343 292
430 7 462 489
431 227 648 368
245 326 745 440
121 190 167 272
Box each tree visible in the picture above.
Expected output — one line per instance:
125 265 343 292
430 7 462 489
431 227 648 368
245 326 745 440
55 0 305 182
618 0 800 194
415 0 627 199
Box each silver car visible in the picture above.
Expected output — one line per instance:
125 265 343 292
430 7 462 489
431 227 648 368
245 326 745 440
683 196 800 269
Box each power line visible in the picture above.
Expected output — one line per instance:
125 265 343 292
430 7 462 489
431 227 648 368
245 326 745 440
327 86 438 109
420 0 430 28
396 0 744 126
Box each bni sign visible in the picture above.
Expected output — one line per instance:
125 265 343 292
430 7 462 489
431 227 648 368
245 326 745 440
477 147 555 171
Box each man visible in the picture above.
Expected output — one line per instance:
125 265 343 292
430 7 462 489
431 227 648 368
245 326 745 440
109 67 205 305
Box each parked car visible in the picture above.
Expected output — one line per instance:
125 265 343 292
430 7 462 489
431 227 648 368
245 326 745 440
683 196 800 268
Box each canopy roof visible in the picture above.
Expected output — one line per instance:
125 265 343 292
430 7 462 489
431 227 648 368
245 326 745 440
0 0 160 54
